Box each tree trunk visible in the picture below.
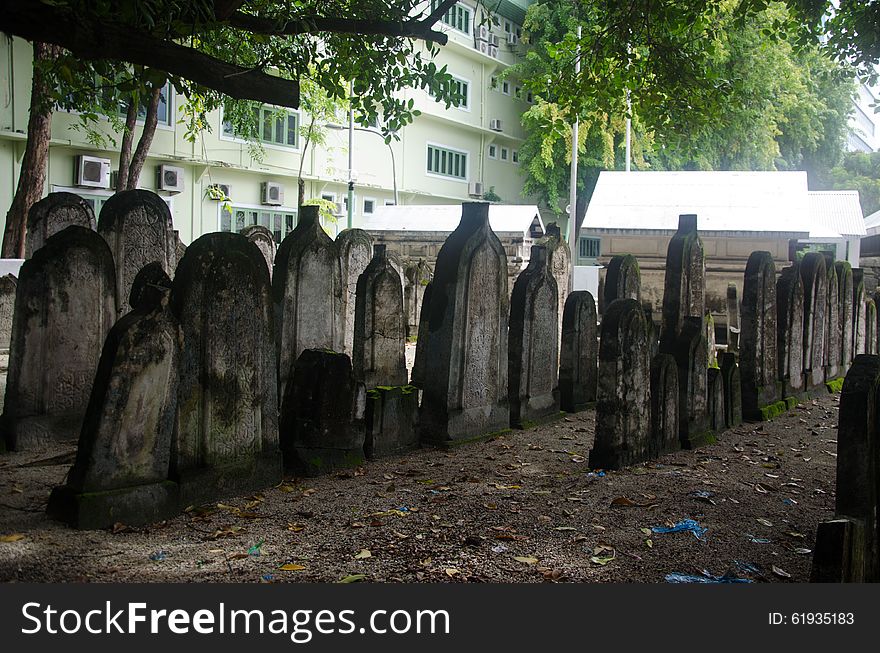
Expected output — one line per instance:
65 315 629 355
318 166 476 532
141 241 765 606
115 96 139 192
2 42 58 258
124 84 161 190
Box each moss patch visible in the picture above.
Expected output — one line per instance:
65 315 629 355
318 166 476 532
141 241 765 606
759 400 790 421
520 411 567 430
784 396 799 410
825 377 844 394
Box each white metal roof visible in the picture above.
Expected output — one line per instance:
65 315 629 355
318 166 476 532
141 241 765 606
583 171 811 234
362 204 544 235
864 208 880 236
807 191 866 237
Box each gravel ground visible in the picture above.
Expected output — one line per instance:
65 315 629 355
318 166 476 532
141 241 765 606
0 392 839 583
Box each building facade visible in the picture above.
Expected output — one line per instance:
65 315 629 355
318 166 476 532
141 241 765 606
0 1 535 245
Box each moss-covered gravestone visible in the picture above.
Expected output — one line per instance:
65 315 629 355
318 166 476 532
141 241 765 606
281 349 365 475
336 228 373 357
364 386 419 459
659 215 705 354
47 268 179 529
801 253 828 392
674 316 711 448
719 352 743 428
853 269 867 356
508 245 560 428
740 251 779 420
241 224 277 280
2 226 116 450
98 190 177 316
404 259 433 339
0 274 16 351
650 353 679 458
25 192 96 258
604 254 641 306
777 264 804 398
559 291 598 412
538 223 571 355
726 283 740 353
419 203 510 444
707 367 726 432
836 261 854 373
171 232 281 506
867 299 878 355
590 299 650 469
410 281 432 388
824 255 841 381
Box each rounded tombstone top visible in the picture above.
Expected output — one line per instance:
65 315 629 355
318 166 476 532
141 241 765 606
129 261 173 310
26 192 97 258
240 224 275 242
97 189 173 233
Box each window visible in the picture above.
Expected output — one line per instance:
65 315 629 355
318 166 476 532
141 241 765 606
504 20 512 33
512 150 519 164
500 147 509 161
526 91 534 103
220 204 296 243
502 81 510 95
490 76 498 90
515 86 522 100
222 106 300 149
488 144 497 159
430 76 469 109
95 74 173 127
579 237 601 259
363 198 375 215
433 1 470 34
427 144 468 180
385 199 396 206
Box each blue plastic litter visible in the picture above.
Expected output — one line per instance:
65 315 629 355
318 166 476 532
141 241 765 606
396 506 410 513
587 471 606 479
149 550 167 562
746 534 771 544
651 519 708 540
783 498 796 506
665 571 752 584
261 574 274 583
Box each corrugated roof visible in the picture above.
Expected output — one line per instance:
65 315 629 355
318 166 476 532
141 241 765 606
362 204 543 235
583 171 812 234
808 191 866 237
863 208 880 236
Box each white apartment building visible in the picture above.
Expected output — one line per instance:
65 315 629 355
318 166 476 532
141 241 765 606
848 81 880 153
0 1 535 245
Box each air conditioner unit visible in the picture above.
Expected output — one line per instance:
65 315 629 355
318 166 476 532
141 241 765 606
507 33 519 45
478 41 489 55
109 170 119 191
490 118 503 131
74 155 111 189
261 181 284 205
478 26 489 41
488 45 499 58
158 164 185 193
468 182 483 198
490 34 499 47
206 183 231 201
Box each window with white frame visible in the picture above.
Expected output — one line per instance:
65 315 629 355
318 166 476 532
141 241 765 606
363 198 376 215
427 144 468 180
512 150 519 163
488 144 497 159
526 91 534 103
432 1 471 34
515 86 522 100
220 204 296 243
501 81 510 95
430 75 470 109
500 147 509 161
222 106 300 149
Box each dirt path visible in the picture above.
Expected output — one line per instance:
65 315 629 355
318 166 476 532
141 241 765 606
0 393 839 583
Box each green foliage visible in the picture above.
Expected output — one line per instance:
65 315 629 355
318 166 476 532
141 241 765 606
302 198 340 227
482 186 502 202
813 151 880 216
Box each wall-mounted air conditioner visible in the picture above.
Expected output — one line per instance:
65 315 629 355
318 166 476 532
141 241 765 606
109 170 119 191
488 44 499 58
478 26 489 41
206 183 231 201
75 155 111 189
507 33 519 45
261 181 284 205
334 201 345 216
490 34 499 47
158 164 185 193
490 118 503 132
468 182 483 198
478 41 489 55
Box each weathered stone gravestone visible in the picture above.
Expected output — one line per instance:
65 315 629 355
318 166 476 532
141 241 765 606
867 299 878 355
171 232 281 505
801 253 828 391
241 224 277 279
659 214 705 353
650 353 679 458
25 192 96 258
740 251 779 419
604 254 642 306
335 228 373 356
174 232 187 263
590 299 651 468
726 283 740 353
353 245 408 388
0 274 16 351
559 291 598 412
674 316 711 448
705 313 717 368
419 203 510 443
1 226 116 450
811 355 880 582
364 386 419 459
644 304 659 364
410 281 432 388
98 190 177 316
273 206 342 399
47 268 179 529
836 262 854 373
538 223 571 352
404 259 432 339
719 352 743 428
707 367 726 432
280 349 365 475
508 245 560 428
854 269 867 355
777 264 805 398
825 257 841 380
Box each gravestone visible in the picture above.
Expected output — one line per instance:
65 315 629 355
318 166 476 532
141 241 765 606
98 190 176 316
508 245 560 428
706 313 717 368
47 268 179 529
353 245 408 388
364 386 419 459
335 228 373 356
650 353 679 458
171 232 281 505
419 203 510 444
719 352 743 428
410 281 432 388
604 254 642 306
280 349 365 476
659 214 705 353
811 355 880 582
538 223 571 353
273 206 342 399
241 224 277 279
644 304 659 363
559 291 598 412
174 232 187 263
25 192 96 258
854 269 867 355
674 316 710 448
825 257 841 380
707 367 726 432
836 262 854 373
777 264 805 398
590 299 651 469
800 253 828 391
0 275 16 351
1 226 116 450
867 299 878 355
740 251 779 419
404 259 432 339
726 283 740 353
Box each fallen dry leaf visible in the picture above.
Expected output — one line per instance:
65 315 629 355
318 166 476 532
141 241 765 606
513 556 539 565
279 563 306 571
354 549 372 559
0 534 25 543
